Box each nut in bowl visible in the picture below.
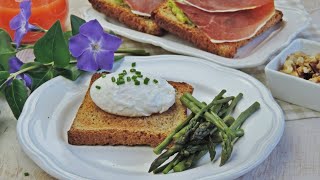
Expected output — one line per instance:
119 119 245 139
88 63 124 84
265 39 320 111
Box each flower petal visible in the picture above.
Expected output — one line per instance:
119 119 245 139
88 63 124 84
79 20 104 42
69 34 91 57
101 33 122 52
22 74 32 88
20 1 32 20
76 50 99 72
14 27 28 48
9 57 23 73
95 50 114 71
9 14 24 30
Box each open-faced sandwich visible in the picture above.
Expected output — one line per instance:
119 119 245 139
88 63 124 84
88 0 165 35
152 0 284 58
68 63 193 147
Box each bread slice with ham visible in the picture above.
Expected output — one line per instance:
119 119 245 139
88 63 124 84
152 0 283 58
89 0 165 36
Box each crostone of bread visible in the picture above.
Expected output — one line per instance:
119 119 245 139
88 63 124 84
88 0 164 36
68 73 193 147
152 1 283 58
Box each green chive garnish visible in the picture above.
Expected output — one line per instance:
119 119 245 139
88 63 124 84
134 80 140 85
116 79 125 85
111 77 116 82
123 70 127 75
144 77 150 85
132 75 137 80
130 68 136 72
102 74 106 78
95 85 101 89
24 172 29 176
132 62 136 67
153 79 158 84
135 71 141 75
137 74 143 78
127 77 131 82
118 74 125 78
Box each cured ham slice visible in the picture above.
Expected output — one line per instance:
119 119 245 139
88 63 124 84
176 2 275 43
184 0 274 12
125 0 164 17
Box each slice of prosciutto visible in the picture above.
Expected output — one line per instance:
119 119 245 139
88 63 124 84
184 0 274 12
176 2 275 43
125 0 164 17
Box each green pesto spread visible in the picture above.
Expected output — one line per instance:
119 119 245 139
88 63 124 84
168 0 193 25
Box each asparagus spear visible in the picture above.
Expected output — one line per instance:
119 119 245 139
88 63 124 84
162 153 184 174
153 113 195 155
220 93 243 118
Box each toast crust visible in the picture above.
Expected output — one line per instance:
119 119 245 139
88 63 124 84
89 0 164 36
152 2 283 58
68 74 193 147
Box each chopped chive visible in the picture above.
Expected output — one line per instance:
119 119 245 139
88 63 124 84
130 68 136 72
153 79 158 84
111 77 116 82
102 74 106 78
95 85 101 89
134 80 140 85
118 73 125 78
24 172 29 176
144 77 150 85
127 77 131 82
135 71 141 75
132 62 136 67
137 74 143 78
123 70 127 75
116 79 125 85
132 75 137 80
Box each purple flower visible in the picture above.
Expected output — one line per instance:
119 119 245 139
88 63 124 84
9 0 38 48
69 20 122 72
9 57 32 88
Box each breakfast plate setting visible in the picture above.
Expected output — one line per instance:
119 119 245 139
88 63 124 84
1 0 320 179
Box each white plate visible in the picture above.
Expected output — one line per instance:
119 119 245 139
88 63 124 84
17 55 284 180
83 1 310 68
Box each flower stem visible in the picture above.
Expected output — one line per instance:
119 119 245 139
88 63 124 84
0 64 41 90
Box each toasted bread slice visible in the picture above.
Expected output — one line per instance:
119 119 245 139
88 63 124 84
89 0 164 36
68 73 193 147
152 1 283 58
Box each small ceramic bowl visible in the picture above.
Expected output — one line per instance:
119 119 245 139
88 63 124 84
265 39 320 111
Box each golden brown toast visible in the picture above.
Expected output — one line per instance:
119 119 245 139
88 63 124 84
89 0 164 36
68 73 193 147
152 1 284 58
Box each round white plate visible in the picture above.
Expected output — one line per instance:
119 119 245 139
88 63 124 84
83 1 310 68
17 55 284 180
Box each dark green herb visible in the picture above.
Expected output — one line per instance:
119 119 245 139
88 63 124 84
144 77 150 85
95 85 101 89
153 79 158 84
102 74 106 78
132 62 136 67
122 70 127 75
135 71 141 75
111 77 116 82
127 77 131 82
137 74 143 78
132 75 137 80
130 68 136 72
24 172 29 176
134 80 140 85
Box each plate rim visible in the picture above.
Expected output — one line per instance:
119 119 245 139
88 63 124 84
82 3 311 69
17 55 285 180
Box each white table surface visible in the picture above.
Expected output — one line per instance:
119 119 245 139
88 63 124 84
0 0 320 179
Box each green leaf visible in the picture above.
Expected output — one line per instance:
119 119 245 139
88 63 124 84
20 61 43 70
0 64 4 71
114 55 125 62
0 71 10 87
34 21 70 67
0 29 16 70
25 66 54 91
54 64 83 81
5 79 29 119
71 15 86 35
63 31 72 44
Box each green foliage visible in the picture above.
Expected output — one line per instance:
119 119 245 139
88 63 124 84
0 29 16 70
34 21 70 67
5 79 29 119
25 65 54 91
71 15 86 35
54 64 83 81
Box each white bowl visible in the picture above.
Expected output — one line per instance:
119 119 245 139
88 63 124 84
265 39 320 111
